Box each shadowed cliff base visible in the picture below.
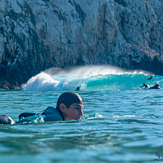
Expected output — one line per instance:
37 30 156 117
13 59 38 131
0 62 160 90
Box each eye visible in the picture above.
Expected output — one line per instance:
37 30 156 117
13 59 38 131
75 106 82 110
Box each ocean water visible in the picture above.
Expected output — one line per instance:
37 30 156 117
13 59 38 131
0 66 163 163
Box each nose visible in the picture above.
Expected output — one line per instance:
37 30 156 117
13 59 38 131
79 110 83 117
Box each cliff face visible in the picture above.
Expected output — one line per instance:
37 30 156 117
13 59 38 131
0 0 163 89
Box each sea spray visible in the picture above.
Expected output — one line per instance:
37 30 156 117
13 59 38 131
23 66 162 91
22 72 60 91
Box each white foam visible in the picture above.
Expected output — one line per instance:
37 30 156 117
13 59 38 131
23 65 150 91
23 72 59 91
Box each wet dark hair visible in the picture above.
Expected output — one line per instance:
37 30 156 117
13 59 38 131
56 92 82 121
56 92 82 109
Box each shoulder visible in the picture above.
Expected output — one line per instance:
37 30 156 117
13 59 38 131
43 107 63 121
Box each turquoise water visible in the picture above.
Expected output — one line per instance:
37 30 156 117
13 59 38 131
0 66 163 163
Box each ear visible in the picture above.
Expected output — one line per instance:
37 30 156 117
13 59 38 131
59 103 66 112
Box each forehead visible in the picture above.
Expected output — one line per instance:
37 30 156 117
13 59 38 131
72 102 83 108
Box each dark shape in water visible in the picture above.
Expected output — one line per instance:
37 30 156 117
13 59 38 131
0 115 15 124
143 82 160 89
146 75 153 80
75 86 81 91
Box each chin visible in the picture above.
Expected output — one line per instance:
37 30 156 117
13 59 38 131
73 117 80 120
71 117 81 120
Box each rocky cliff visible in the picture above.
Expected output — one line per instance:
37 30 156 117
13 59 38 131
0 0 163 89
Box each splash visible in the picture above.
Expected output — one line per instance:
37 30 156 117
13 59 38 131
23 72 60 91
23 65 162 91
81 113 103 120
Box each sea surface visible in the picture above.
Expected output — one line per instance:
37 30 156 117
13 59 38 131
0 66 163 163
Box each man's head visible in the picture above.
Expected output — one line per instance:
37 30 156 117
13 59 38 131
56 92 83 120
143 83 148 87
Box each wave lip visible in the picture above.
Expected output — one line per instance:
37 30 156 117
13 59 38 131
23 66 161 91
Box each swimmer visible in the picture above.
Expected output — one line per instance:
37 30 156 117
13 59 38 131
75 86 81 91
146 75 153 80
143 83 149 88
142 83 160 89
0 92 83 125
149 83 160 89
137 83 148 89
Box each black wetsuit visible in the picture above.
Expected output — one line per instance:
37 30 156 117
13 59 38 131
149 85 160 89
18 107 64 123
42 107 64 121
0 107 64 125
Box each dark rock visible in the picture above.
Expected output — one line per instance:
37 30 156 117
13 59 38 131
0 0 163 89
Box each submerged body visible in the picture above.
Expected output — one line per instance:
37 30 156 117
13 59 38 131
18 107 63 124
137 83 161 90
143 83 160 89
0 107 64 124
0 92 83 125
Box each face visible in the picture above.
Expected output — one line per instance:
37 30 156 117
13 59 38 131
60 102 83 120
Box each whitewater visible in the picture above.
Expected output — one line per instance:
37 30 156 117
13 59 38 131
22 65 163 91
